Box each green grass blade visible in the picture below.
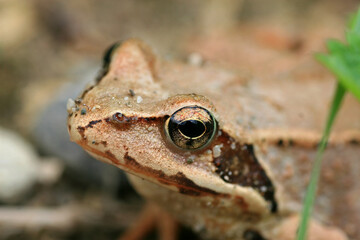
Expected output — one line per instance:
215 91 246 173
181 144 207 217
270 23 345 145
326 39 346 53
349 8 360 33
297 7 360 240
296 84 346 240
346 31 360 50
316 54 360 100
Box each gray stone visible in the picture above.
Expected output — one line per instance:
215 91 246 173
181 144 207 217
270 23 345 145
0 128 39 202
32 63 125 192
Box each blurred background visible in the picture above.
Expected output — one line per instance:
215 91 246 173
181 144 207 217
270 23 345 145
0 0 358 239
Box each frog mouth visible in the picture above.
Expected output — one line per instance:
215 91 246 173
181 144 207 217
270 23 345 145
79 141 223 197
122 152 226 197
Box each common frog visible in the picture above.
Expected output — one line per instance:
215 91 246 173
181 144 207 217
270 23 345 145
67 39 360 240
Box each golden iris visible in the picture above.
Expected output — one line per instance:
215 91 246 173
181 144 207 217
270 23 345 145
165 106 217 150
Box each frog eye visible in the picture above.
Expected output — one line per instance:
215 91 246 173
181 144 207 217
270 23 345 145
165 106 217 150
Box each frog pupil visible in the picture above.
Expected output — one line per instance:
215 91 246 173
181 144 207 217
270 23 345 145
179 120 205 138
165 106 217 150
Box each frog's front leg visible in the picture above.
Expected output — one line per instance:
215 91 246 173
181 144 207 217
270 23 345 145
271 215 348 240
119 203 178 240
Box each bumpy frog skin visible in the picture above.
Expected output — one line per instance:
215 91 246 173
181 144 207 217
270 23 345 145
68 40 360 240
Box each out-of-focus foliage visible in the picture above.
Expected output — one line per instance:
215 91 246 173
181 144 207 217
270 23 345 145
317 7 360 100
297 7 360 240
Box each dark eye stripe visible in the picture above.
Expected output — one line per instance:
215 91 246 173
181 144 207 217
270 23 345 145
212 131 277 213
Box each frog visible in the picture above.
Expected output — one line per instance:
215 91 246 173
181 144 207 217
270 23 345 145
67 39 360 240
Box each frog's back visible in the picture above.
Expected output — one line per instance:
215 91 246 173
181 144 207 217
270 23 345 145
159 56 360 135
158 43 360 239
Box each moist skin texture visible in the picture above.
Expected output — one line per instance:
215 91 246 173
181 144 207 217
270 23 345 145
68 39 360 240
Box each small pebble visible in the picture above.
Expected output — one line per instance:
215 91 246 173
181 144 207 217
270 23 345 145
66 98 75 114
129 89 135 96
0 128 40 202
137 96 143 104
37 158 64 186
80 108 87 115
187 155 196 164
187 52 203 66
213 144 223 158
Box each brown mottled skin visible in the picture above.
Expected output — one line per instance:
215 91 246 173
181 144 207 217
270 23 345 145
68 39 360 240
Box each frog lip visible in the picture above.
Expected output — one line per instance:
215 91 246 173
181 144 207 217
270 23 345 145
78 140 221 197
121 152 258 212
122 152 226 197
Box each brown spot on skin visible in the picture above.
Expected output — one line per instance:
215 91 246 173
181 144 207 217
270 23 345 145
111 112 158 124
234 196 248 209
143 117 157 122
176 187 203 196
112 112 139 124
85 119 102 129
243 229 267 240
100 141 107 147
264 136 320 149
75 120 102 140
212 131 277 212
77 126 86 140
276 139 294 147
109 113 160 131
105 150 119 164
